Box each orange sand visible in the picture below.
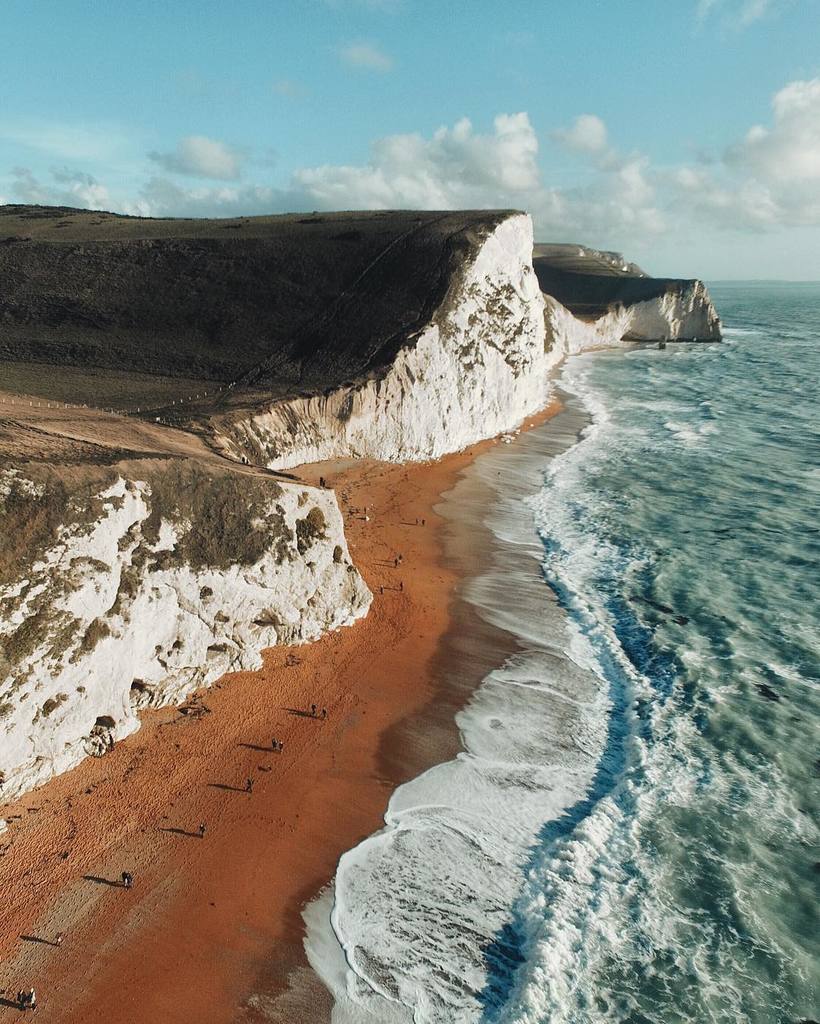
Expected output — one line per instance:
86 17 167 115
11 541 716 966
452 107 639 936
0 405 558 1022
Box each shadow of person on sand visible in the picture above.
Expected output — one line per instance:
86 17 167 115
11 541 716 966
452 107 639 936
207 782 247 793
157 826 201 839
283 707 316 718
0 995 22 1008
20 934 59 946
238 743 277 752
83 874 122 887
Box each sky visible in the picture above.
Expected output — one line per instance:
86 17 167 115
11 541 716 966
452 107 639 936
1 0 818 278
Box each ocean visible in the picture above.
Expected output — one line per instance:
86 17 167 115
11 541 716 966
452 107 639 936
308 282 819 1024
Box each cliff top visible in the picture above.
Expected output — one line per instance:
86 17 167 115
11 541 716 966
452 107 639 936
0 205 515 406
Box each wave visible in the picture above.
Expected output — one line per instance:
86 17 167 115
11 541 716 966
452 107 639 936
491 339 819 1024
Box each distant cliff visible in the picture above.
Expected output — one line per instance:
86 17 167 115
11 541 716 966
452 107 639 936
533 242 721 342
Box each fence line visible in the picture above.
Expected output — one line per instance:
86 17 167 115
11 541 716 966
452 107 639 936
0 380 239 427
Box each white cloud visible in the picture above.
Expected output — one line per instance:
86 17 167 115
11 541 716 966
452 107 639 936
123 176 282 218
727 78 820 183
285 112 669 245
10 166 111 209
554 114 608 155
672 77 820 228
149 135 243 180
291 113 540 209
696 0 779 26
339 41 394 72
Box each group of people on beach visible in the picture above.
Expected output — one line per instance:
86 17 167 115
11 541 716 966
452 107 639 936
16 987 36 1012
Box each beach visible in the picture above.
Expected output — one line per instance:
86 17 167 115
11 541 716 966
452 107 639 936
0 400 559 1023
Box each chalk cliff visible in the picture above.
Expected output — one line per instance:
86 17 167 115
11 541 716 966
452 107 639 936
212 219 721 471
533 242 721 342
213 215 552 470
0 466 370 800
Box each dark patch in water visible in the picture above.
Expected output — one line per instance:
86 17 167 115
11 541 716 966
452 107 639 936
756 682 781 702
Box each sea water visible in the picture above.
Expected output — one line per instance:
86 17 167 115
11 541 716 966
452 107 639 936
309 283 819 1024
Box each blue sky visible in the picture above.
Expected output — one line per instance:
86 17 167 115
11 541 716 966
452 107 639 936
1 0 818 278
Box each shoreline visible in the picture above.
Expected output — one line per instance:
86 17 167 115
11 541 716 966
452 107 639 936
0 402 559 1023
303 389 595 1019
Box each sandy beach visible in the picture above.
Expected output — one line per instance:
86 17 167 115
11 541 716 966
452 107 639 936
0 401 559 1023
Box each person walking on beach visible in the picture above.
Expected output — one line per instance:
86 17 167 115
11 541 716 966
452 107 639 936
321 708 327 720
310 703 317 718
121 871 133 889
245 777 254 793
198 823 207 839
53 932 63 948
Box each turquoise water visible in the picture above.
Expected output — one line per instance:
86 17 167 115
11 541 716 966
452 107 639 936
502 283 819 1023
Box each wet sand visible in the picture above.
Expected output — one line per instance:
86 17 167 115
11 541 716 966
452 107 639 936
0 403 559 1023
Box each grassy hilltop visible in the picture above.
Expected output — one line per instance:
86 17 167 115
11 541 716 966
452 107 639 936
0 205 513 410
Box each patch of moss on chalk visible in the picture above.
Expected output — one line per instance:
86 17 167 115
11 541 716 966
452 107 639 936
141 462 291 569
295 507 327 555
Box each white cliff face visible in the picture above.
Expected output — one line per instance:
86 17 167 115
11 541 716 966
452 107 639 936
0 474 370 800
619 280 721 341
544 281 721 354
218 215 552 471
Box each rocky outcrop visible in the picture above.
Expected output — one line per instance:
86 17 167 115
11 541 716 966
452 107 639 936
0 466 370 800
542 279 721 352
